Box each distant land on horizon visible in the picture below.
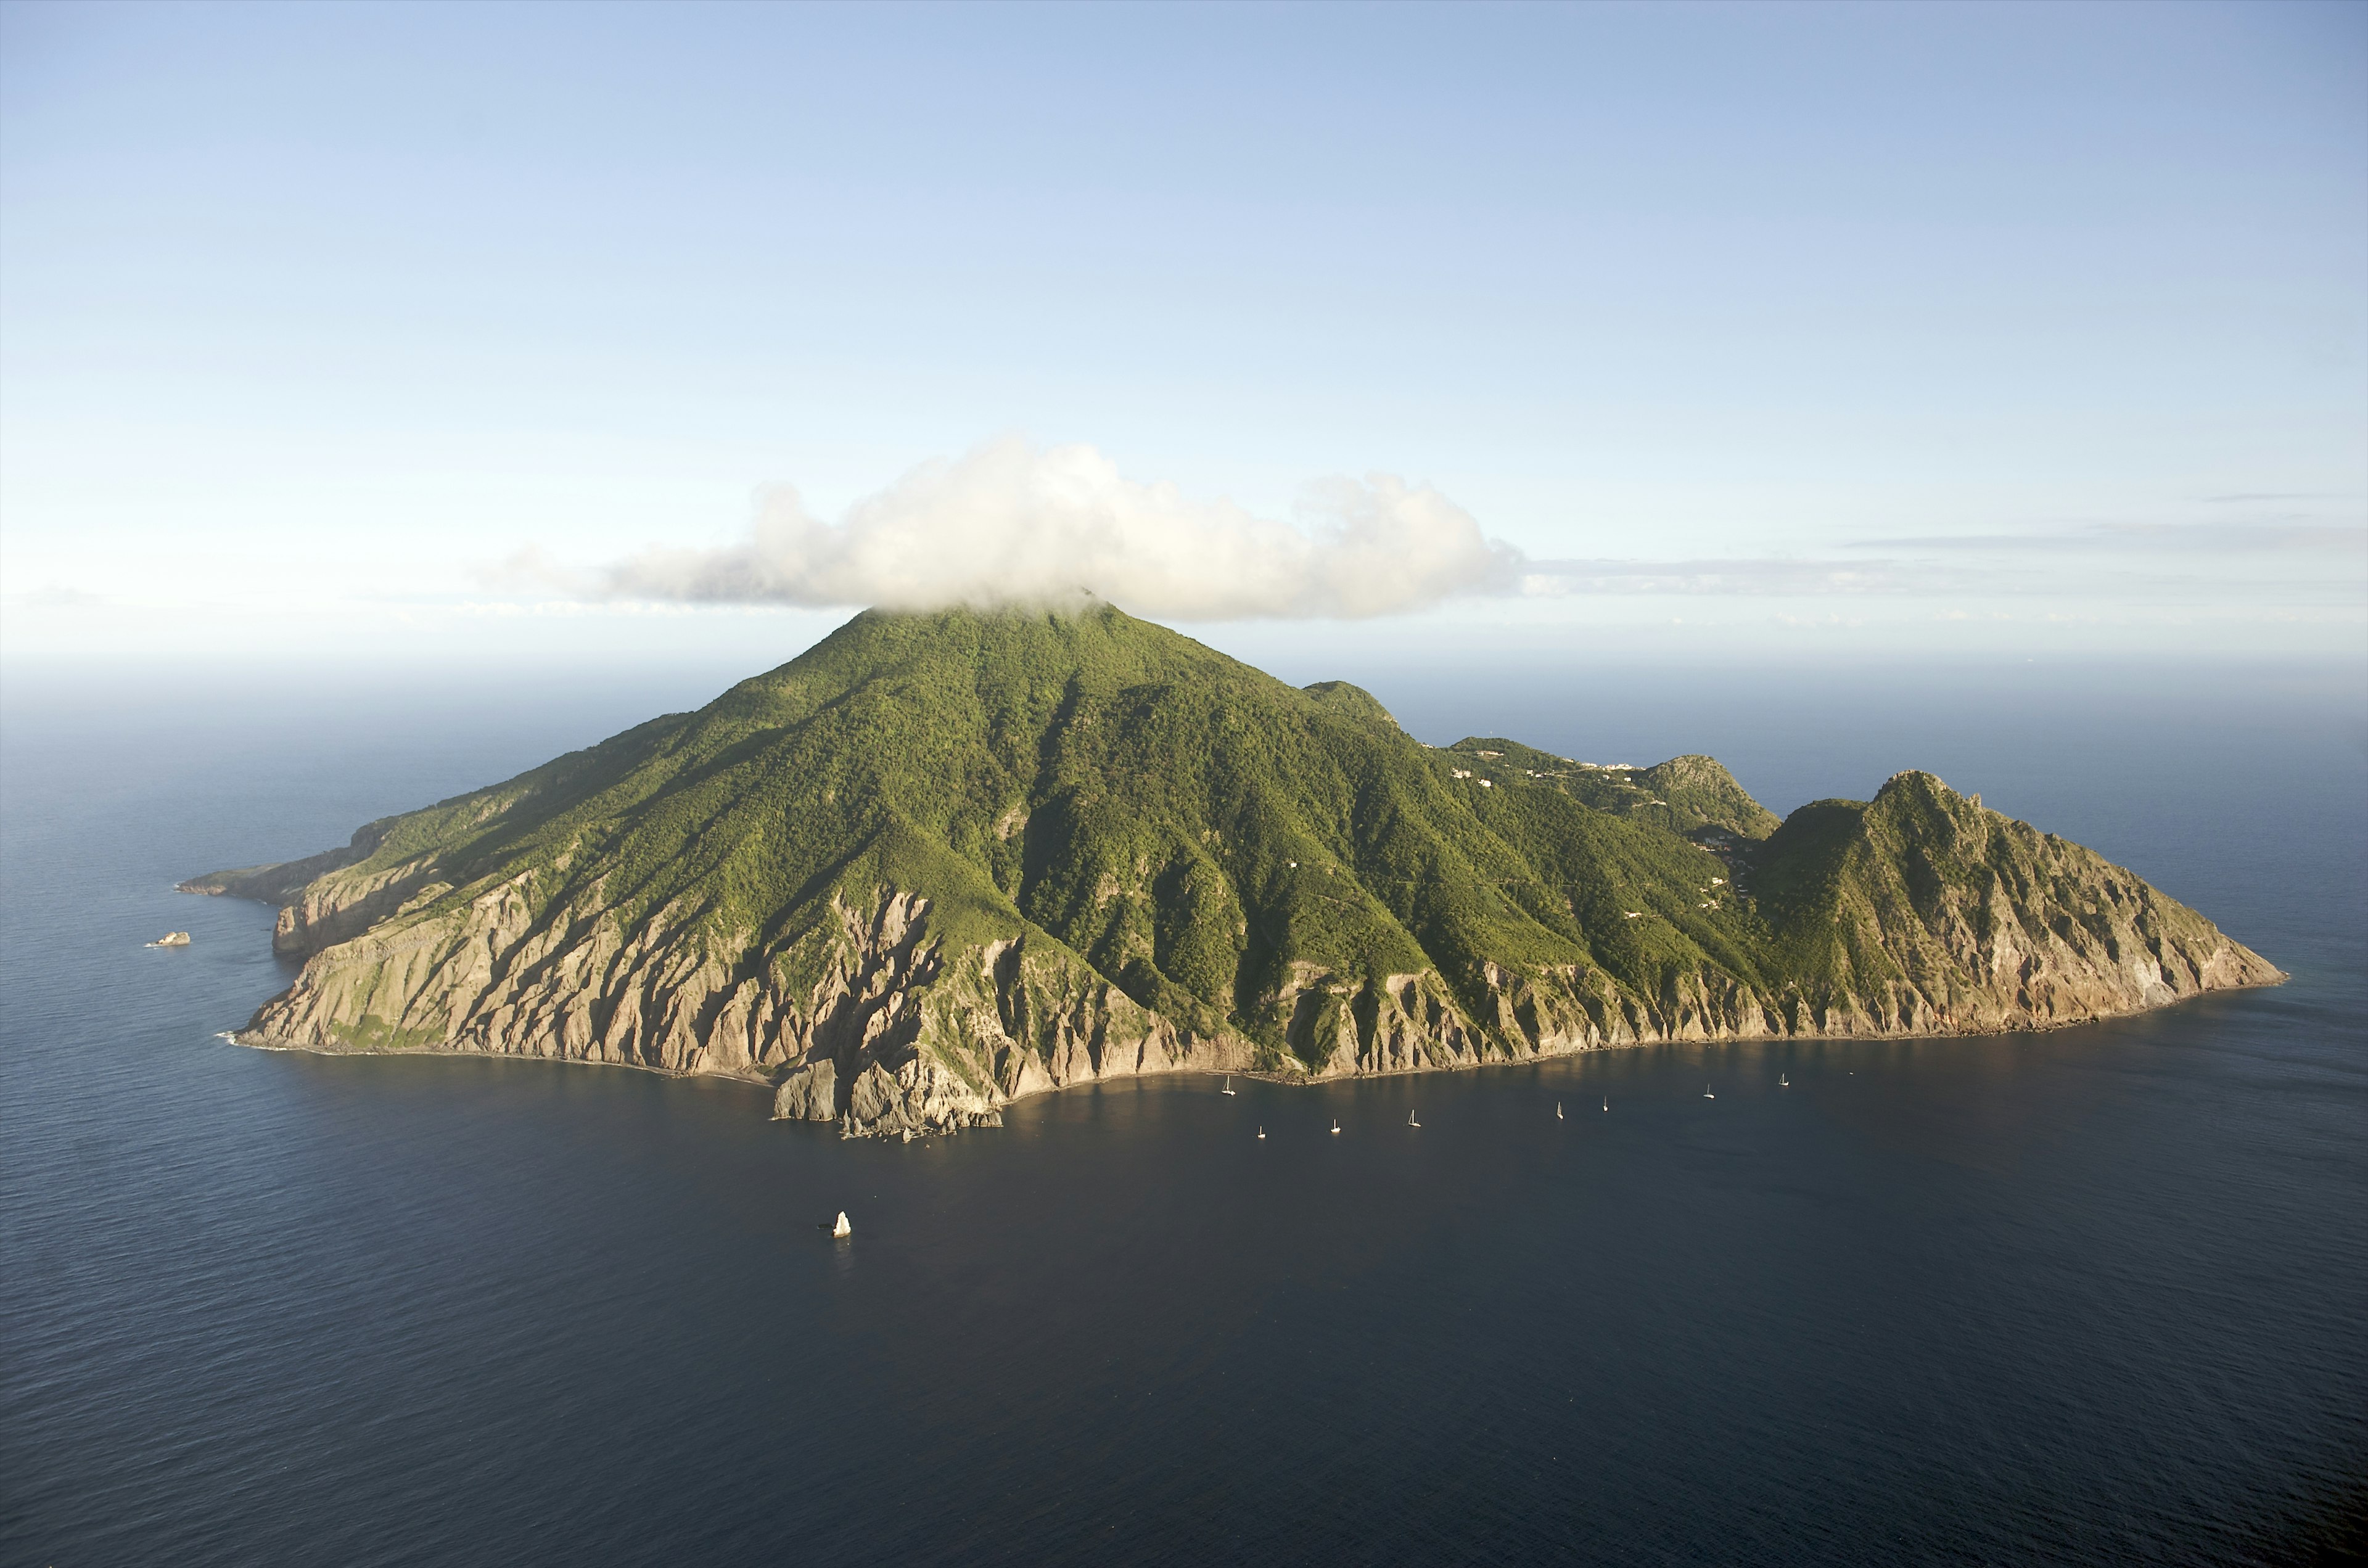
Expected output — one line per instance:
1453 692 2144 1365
182 604 2282 1138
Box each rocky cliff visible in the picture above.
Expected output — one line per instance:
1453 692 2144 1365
184 605 2280 1138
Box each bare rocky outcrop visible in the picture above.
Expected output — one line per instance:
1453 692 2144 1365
218 865 1270 1137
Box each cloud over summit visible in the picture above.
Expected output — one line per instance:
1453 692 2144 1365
607 440 1522 620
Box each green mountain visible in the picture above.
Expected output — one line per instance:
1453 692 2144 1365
184 604 2280 1137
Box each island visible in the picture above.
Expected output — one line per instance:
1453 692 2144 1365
182 604 2282 1138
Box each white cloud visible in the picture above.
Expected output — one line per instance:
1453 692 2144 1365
602 438 1522 620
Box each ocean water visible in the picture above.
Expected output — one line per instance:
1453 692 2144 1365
2 658 2362 1566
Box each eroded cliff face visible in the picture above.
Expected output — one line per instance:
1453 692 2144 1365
216 773 2279 1138
236 864 1273 1136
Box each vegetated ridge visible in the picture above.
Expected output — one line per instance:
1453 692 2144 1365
183 604 2282 1138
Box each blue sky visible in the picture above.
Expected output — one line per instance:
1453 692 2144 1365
2 0 2362 670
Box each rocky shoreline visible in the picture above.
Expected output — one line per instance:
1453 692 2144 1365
216 972 2284 1143
197 822 2282 1140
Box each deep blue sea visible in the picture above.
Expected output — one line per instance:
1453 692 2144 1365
3 655 2362 1566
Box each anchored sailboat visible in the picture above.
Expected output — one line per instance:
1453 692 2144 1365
1257 1125 1265 1139
1556 1100 1563 1120
1407 1108 1420 1128
1220 1075 1235 1096
1703 1085 1716 1099
1330 1119 1341 1135
1780 1073 1790 1088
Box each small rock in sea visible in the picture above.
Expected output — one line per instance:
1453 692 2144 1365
149 931 192 948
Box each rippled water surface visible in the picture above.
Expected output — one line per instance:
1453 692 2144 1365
3 660 2362 1565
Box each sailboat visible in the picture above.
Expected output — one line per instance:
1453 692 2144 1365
1330 1119 1341 1135
1257 1125 1266 1139
1601 1096 1608 1112
831 1211 852 1239
1780 1073 1790 1088
1703 1085 1716 1099
1407 1108 1420 1128
1220 1075 1235 1096
1556 1101 1563 1120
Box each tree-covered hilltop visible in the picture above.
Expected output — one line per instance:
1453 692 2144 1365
186 603 2280 1137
